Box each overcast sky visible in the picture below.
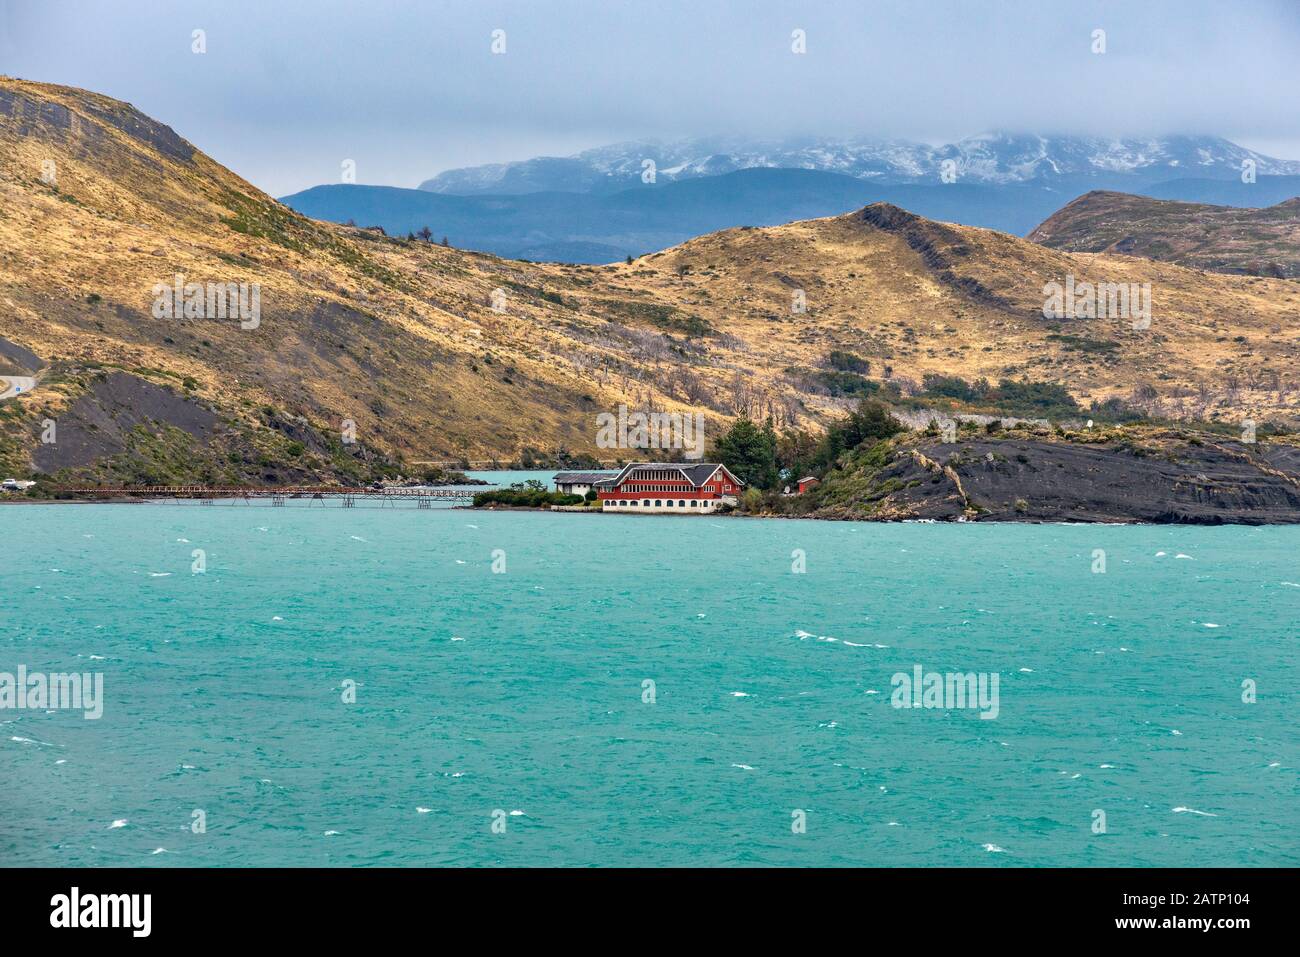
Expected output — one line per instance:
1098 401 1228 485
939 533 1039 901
3 0 1298 196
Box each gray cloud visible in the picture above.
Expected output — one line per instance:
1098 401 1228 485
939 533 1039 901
4 0 1298 195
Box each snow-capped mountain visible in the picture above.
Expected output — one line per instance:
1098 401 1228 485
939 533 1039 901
420 133 1300 194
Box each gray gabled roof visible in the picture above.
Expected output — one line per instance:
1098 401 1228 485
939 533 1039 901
604 462 745 489
553 471 619 484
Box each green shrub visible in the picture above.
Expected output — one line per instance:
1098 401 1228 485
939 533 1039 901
825 350 870 374
473 485 583 508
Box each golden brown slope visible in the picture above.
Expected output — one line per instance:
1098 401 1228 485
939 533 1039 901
616 203 1300 421
0 76 726 480
2 77 1299 485
1028 189 1300 278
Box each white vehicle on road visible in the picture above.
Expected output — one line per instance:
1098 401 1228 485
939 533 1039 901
1 478 36 492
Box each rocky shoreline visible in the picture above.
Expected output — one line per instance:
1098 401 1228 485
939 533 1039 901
802 431 1300 525
10 428 1300 526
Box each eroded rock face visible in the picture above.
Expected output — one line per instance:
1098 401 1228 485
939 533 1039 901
0 86 194 166
0 334 46 375
858 203 1010 308
815 436 1300 525
31 371 216 473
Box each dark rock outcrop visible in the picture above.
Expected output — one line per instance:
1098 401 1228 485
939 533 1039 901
814 434 1300 525
31 371 216 473
0 334 45 375
858 203 1010 308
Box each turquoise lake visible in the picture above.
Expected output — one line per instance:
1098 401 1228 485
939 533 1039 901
2 494 1298 867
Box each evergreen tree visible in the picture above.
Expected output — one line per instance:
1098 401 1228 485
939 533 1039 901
716 417 778 490
809 399 904 473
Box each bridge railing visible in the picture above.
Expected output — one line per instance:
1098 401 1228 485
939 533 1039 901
56 485 477 499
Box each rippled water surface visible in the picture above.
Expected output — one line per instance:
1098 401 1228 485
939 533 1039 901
3 500 1297 866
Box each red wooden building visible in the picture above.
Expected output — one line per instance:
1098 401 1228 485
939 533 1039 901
596 463 744 513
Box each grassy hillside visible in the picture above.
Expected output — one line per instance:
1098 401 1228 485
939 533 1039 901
3 77 1300 489
1029 190 1300 278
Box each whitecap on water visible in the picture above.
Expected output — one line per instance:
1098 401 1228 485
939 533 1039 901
108 819 128 829
731 764 755 771
416 807 432 814
795 629 872 646
729 691 751 697
982 843 1006 853
1172 807 1217 817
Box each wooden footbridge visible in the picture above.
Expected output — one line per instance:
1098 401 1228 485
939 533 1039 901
56 485 477 508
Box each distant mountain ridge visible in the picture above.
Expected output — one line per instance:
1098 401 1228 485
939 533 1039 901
420 133 1300 195
282 166 1300 264
284 168 1084 262
1029 191 1300 279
